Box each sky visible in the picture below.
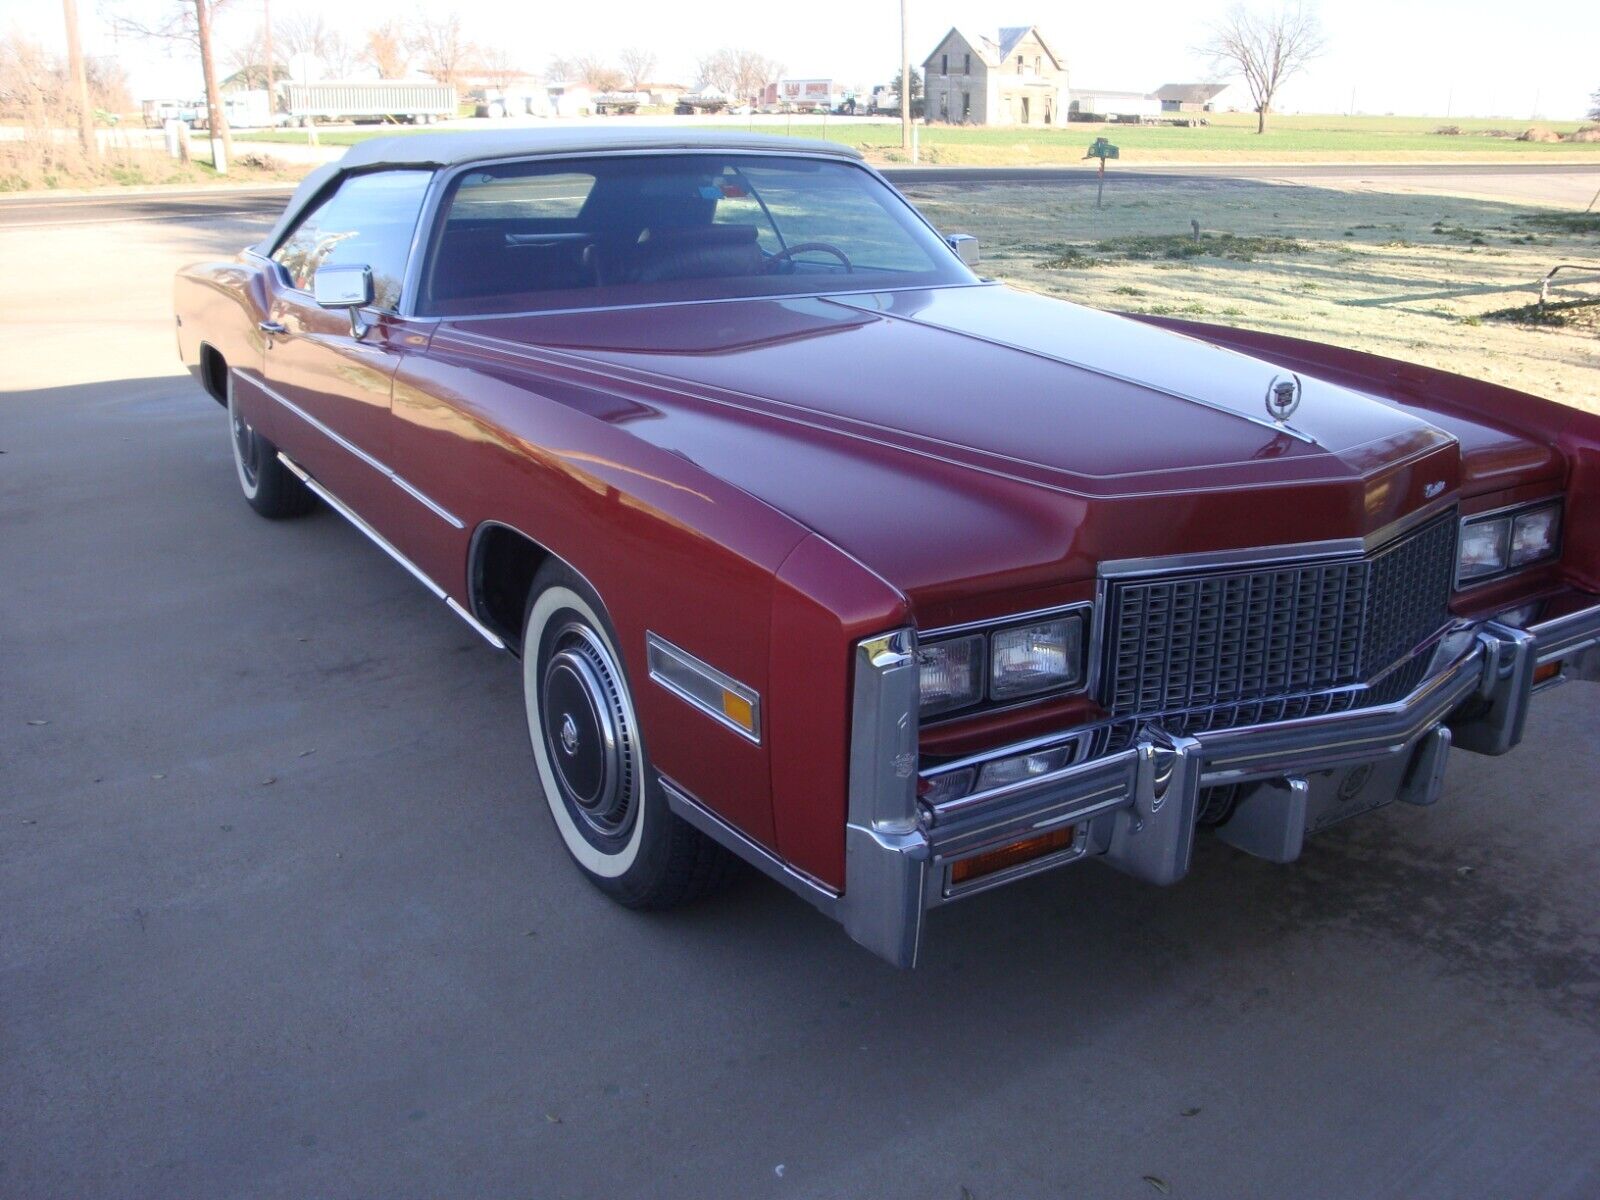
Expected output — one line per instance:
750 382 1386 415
5 0 1597 119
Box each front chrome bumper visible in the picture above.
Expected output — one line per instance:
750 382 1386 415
664 595 1600 968
839 596 1600 967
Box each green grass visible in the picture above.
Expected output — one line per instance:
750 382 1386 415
237 110 1600 164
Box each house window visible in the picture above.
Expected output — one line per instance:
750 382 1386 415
941 53 948 76
963 53 971 74
1016 55 1024 73
1035 55 1042 75
939 93 949 120
962 92 971 121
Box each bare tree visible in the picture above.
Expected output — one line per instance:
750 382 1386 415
696 47 780 103
279 11 345 78
573 56 623 93
1200 2 1326 133
1590 87 1600 121
361 21 410 79
320 31 359 79
478 46 522 89
409 11 476 89
111 0 233 160
695 50 735 94
546 54 577 82
619 47 655 92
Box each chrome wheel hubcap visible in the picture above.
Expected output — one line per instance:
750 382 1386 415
541 623 636 837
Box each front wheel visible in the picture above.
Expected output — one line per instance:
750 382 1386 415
521 562 732 908
228 372 315 518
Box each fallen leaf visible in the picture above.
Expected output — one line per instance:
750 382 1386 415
26 719 48 726
544 1112 562 1124
298 749 316 758
1143 1176 1170 1195
774 1165 785 1178
151 773 166 780
260 777 276 786
1180 1107 1201 1117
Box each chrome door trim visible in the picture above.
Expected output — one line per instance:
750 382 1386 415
241 369 465 530
276 451 504 651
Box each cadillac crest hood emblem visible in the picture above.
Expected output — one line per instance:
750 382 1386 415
1265 373 1303 424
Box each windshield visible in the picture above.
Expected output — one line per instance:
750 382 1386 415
417 153 977 317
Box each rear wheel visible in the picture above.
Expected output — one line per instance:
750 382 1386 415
521 561 731 908
227 371 315 518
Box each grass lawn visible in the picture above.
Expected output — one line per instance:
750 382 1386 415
903 178 1600 411
239 110 1600 164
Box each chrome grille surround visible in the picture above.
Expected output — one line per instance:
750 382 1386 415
1098 511 1458 737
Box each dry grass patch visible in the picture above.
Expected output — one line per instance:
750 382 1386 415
907 179 1600 413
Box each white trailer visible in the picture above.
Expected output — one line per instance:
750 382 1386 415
279 81 457 126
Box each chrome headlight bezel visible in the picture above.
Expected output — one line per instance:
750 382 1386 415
1455 499 1563 589
916 603 1092 720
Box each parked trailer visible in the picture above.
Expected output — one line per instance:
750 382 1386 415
593 92 644 116
279 81 457 126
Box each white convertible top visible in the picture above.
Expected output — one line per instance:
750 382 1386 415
261 127 867 248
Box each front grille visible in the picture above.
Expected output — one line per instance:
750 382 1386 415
1100 512 1456 731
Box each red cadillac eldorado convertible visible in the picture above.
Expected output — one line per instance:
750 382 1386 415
176 130 1600 966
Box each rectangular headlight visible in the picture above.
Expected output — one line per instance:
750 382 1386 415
1510 504 1561 568
1457 517 1510 583
917 634 984 716
990 614 1084 700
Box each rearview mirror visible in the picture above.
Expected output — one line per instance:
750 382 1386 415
945 234 979 267
312 264 374 339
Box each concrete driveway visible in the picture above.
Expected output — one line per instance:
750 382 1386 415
2 198 1598 1200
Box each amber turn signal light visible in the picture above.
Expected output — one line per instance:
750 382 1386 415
1533 661 1561 686
949 827 1076 885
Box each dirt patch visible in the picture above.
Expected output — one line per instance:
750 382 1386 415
1519 212 1600 235
1485 299 1600 332
1095 231 1307 261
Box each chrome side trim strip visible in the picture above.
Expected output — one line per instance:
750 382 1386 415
276 451 505 651
392 472 466 529
243 370 466 530
660 777 839 911
644 633 762 744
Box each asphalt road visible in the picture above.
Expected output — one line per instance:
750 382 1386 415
1 160 1595 228
3 193 1599 1200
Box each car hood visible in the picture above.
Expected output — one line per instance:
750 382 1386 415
436 285 1485 622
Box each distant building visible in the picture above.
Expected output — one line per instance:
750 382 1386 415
922 25 1065 126
1154 83 1233 113
1069 87 1161 122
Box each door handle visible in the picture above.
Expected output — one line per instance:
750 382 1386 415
258 320 287 335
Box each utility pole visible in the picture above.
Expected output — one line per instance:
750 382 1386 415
63 0 99 161
263 0 275 99
194 0 231 172
900 0 911 152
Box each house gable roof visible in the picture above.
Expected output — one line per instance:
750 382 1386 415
923 24 1061 71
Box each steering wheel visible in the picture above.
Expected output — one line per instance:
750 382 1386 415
764 242 853 274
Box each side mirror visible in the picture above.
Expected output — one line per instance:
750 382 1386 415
312 264 375 339
945 233 979 267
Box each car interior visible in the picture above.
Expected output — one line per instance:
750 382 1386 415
418 157 929 317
